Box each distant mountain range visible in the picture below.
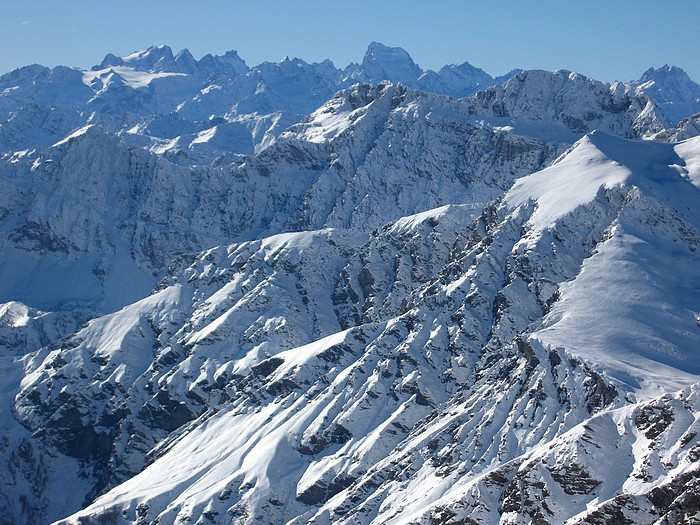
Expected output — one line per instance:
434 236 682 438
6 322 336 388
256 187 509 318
0 43 699 525
2 41 698 164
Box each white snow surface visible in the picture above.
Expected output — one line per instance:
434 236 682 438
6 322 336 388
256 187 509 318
2 44 700 525
0 301 32 327
52 132 700 525
505 132 700 396
506 133 631 231
675 134 700 188
82 66 187 89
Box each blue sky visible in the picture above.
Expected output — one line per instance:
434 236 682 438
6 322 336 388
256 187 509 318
1 1 698 82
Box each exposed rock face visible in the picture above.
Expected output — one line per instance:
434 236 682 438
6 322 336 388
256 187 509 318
0 71 676 314
468 69 667 136
0 43 510 164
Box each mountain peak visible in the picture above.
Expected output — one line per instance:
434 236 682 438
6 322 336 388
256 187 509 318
360 41 422 83
634 64 700 125
94 53 123 70
122 44 176 71
639 64 692 83
93 44 178 73
92 46 249 77
417 61 494 98
197 49 248 77
174 48 196 69
4 42 700 525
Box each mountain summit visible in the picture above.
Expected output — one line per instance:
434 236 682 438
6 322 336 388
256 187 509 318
358 41 423 83
94 44 249 77
633 64 700 125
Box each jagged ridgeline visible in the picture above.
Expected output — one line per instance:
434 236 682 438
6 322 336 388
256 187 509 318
0 43 699 525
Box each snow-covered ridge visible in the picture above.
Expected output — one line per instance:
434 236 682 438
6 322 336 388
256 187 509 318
3 132 698 525
507 132 700 395
1 42 700 525
0 42 513 162
0 79 573 313
94 44 249 77
0 69 682 314
83 66 187 90
2 42 694 163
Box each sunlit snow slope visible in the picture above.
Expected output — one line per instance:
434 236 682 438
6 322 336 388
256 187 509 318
41 133 700 525
1 43 700 525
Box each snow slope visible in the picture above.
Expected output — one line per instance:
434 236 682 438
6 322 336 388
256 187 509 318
14 133 695 525
508 132 700 396
1 45 700 525
0 80 577 313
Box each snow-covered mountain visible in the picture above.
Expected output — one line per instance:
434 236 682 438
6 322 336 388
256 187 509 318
0 71 677 315
0 42 693 163
0 42 512 165
1 44 699 525
632 65 700 126
10 131 700 525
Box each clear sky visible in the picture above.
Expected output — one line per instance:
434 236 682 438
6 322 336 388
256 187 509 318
1 0 698 83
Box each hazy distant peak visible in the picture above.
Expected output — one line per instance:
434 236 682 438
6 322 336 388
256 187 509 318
494 68 523 84
634 64 700 125
636 64 700 96
93 53 123 70
196 49 248 76
174 48 196 70
92 45 249 77
122 44 176 71
439 60 488 76
416 61 494 98
360 41 422 83
639 64 691 82
93 44 177 73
